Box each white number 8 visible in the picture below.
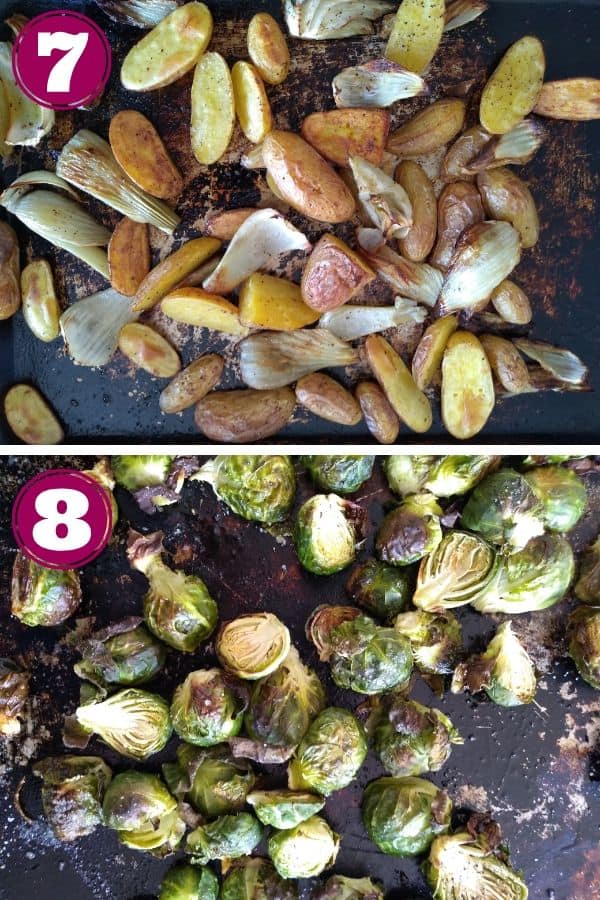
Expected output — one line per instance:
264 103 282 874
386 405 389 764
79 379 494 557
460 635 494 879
32 489 91 552
38 31 89 93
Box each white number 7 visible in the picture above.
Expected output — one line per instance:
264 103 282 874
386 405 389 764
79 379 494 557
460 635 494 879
38 31 89 93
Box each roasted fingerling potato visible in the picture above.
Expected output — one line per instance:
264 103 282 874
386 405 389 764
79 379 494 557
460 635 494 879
479 333 531 394
232 61 273 144
4 384 63 444
21 260 60 342
296 373 363 426
205 208 260 241
442 331 495 439
387 98 466 156
195 387 296 442
239 273 320 330
191 52 236 165
108 218 151 297
490 280 533 325
477 167 540 249
480 35 546 134
365 334 433 434
301 109 390 168
162 288 249 337
159 353 224 414
533 78 600 121
411 315 459 391
0 222 20 321
118 322 181 378
385 0 445 74
109 110 183 201
355 381 400 444
301 234 375 312
395 160 437 262
134 238 222 313
247 12 290 85
430 181 484 271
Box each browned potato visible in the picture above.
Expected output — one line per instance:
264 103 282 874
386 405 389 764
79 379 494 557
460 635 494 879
301 234 375 312
411 315 458 390
355 381 400 444
364 334 432 434
395 161 436 262
109 110 183 200
232 61 273 144
21 260 60 342
480 35 545 134
533 78 600 120
0 222 20 321
430 181 484 271
118 323 181 377
441 331 495 439
295 373 362 426
480 333 531 393
262 131 356 224
205 208 259 240
440 125 489 182
134 237 221 312
301 109 390 168
247 12 290 86
490 279 532 325
387 98 466 156
195 387 295 442
477 167 539 248
4 384 63 444
159 353 224 414
108 218 151 297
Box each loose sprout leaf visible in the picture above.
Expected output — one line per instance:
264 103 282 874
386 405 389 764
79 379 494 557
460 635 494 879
333 59 427 108
514 339 589 385
284 0 395 40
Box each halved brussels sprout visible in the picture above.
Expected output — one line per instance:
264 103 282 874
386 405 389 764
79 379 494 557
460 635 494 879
362 776 452 857
413 532 501 613
383 456 437 497
193 455 295 524
472 533 575 614
163 744 256 818
288 707 367 795
84 458 119 528
374 697 462 777
394 610 463 675
221 858 298 900
424 455 501 498
268 815 340 879
33 755 112 841
74 688 172 760
451 622 537 706
568 607 600 690
159 863 219 900
216 613 291 680
376 493 443 566
575 536 600 604
306 604 362 661
346 558 414 620
74 617 166 689
247 789 325 828
327 614 413 694
244 646 326 751
461 469 546 549
0 657 29 736
294 494 365 575
171 668 247 746
313 875 384 900
524 465 587 532
300 455 375 494
112 454 174 491
103 771 185 856
186 812 263 864
127 530 218 652
11 552 82 626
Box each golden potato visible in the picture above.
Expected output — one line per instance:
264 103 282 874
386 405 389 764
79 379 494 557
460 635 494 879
387 98 466 156
109 110 183 200
239 273 319 330
191 52 235 165
248 12 290 85
480 35 545 134
108 218 151 297
430 181 484 271
477 167 539 249
364 334 432 433
162 288 249 336
232 61 273 144
385 0 445 74
301 234 375 312
411 315 458 390
0 222 20 321
533 78 600 120
4 384 63 444
134 237 221 312
118 323 181 377
395 160 437 262
21 260 60 342
295 373 362 426
490 280 532 325
480 333 531 394
355 381 400 444
441 331 495 439
301 109 390 168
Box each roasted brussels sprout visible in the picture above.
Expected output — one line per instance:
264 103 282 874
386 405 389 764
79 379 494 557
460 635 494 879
11 552 82 627
220 858 297 900
84 458 119 529
376 494 443 566
362 776 452 857
74 617 166 689
575 536 600 604
244 646 326 753
194 455 295 524
294 494 365 576
288 707 367 795
383 456 436 497
300 455 375 494
307 605 361 660
159 863 219 900
312 875 384 900
186 812 263 865
268 815 340 879
112 455 174 492
103 771 185 856
424 816 528 900
323 614 413 695
524 465 587 532
74 688 172 760
413 532 501 613
394 610 463 675
346 558 414 620
170 668 246 746
461 469 546 549
163 744 256 818
423 456 501 498
472 533 575 614
216 613 291 680
452 622 537 706
33 755 112 841
247 789 325 828
0 658 29 736
568 607 600 690
127 530 218 653
374 697 463 777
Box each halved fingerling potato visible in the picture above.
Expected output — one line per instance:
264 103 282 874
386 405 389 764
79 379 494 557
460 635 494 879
232 61 273 144
239 273 319 330
533 78 600 120
248 12 290 86
490 279 532 325
364 334 432 433
355 380 400 444
411 315 458 390
301 234 375 312
134 237 221 312
121 2 213 91
385 0 445 74
109 110 183 200
387 98 466 156
118 322 181 377
429 181 484 271
4 384 63 444
477 167 539 248
442 331 494 439
195 387 295 442
479 333 531 393
301 109 390 167
480 35 545 134
0 221 20 321
21 260 60 342
162 288 249 336
108 218 151 297
395 160 437 261
159 353 224 414
205 208 259 240
191 52 235 165
295 373 362 426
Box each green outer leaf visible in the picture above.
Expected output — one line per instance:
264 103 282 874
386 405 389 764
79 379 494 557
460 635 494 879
300 455 375 494
247 789 325 828
196 455 296 524
159 863 219 900
186 812 263 865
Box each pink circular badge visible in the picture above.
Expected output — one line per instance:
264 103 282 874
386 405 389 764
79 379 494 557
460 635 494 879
12 10 111 111
12 469 113 570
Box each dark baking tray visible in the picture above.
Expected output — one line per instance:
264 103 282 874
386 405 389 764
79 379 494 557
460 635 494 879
0 1 598 445
0 456 599 899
